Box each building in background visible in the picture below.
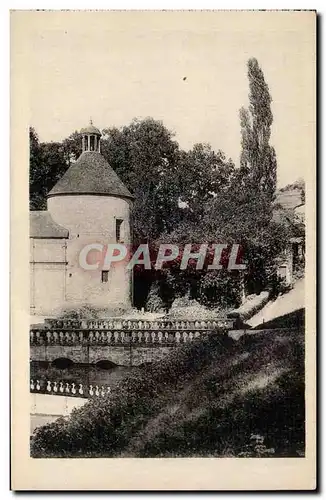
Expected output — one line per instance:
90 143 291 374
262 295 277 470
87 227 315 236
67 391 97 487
273 187 305 285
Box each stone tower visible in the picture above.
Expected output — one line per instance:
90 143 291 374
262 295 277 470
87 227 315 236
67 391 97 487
45 121 134 312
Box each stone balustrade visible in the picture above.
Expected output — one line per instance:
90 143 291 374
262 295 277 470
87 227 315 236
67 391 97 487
30 327 227 346
30 379 111 398
31 318 233 346
44 317 234 331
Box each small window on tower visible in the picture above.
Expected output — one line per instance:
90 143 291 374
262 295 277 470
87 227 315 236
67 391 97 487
101 270 109 283
116 218 124 242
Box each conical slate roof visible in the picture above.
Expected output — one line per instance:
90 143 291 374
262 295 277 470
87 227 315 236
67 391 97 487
48 152 134 199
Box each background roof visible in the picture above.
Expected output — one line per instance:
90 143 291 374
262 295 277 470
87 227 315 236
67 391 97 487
30 211 69 238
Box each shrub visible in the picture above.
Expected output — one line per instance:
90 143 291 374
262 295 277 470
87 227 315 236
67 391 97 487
198 271 242 309
268 274 292 300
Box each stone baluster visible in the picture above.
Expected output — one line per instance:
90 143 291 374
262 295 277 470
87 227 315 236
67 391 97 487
59 382 64 393
164 331 169 343
107 331 112 343
89 332 94 343
189 331 194 342
35 331 41 344
175 332 180 343
78 384 83 395
95 331 100 343
183 331 188 343
65 382 70 394
46 381 51 392
30 379 34 390
101 386 106 397
151 331 156 343
71 383 76 395
95 386 100 396
195 331 200 338
30 331 34 343
53 382 58 392
144 331 150 343
36 380 40 391
137 331 143 343
158 331 163 343
89 385 94 396
114 331 119 343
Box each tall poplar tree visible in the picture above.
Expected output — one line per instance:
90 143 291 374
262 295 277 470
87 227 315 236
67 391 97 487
240 58 277 203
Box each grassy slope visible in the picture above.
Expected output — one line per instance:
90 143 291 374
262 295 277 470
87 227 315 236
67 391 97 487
31 329 305 458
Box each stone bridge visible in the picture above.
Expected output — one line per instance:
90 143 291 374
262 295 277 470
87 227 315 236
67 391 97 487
30 317 235 367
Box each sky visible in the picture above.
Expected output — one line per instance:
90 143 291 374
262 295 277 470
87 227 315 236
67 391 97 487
25 11 315 187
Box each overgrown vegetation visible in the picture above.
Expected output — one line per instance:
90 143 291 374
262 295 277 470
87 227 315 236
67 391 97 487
31 329 305 458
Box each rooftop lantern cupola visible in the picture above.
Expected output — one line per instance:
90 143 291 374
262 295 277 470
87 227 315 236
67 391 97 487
80 119 101 153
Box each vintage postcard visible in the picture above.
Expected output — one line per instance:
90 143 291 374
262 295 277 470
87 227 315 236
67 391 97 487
11 10 316 490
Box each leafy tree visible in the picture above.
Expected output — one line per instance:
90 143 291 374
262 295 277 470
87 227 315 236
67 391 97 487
40 141 69 186
239 58 277 203
29 127 70 210
62 130 83 165
29 127 46 210
178 143 234 220
102 118 182 245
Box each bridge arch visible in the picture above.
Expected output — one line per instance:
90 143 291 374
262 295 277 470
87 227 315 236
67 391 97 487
95 359 118 370
51 358 74 369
